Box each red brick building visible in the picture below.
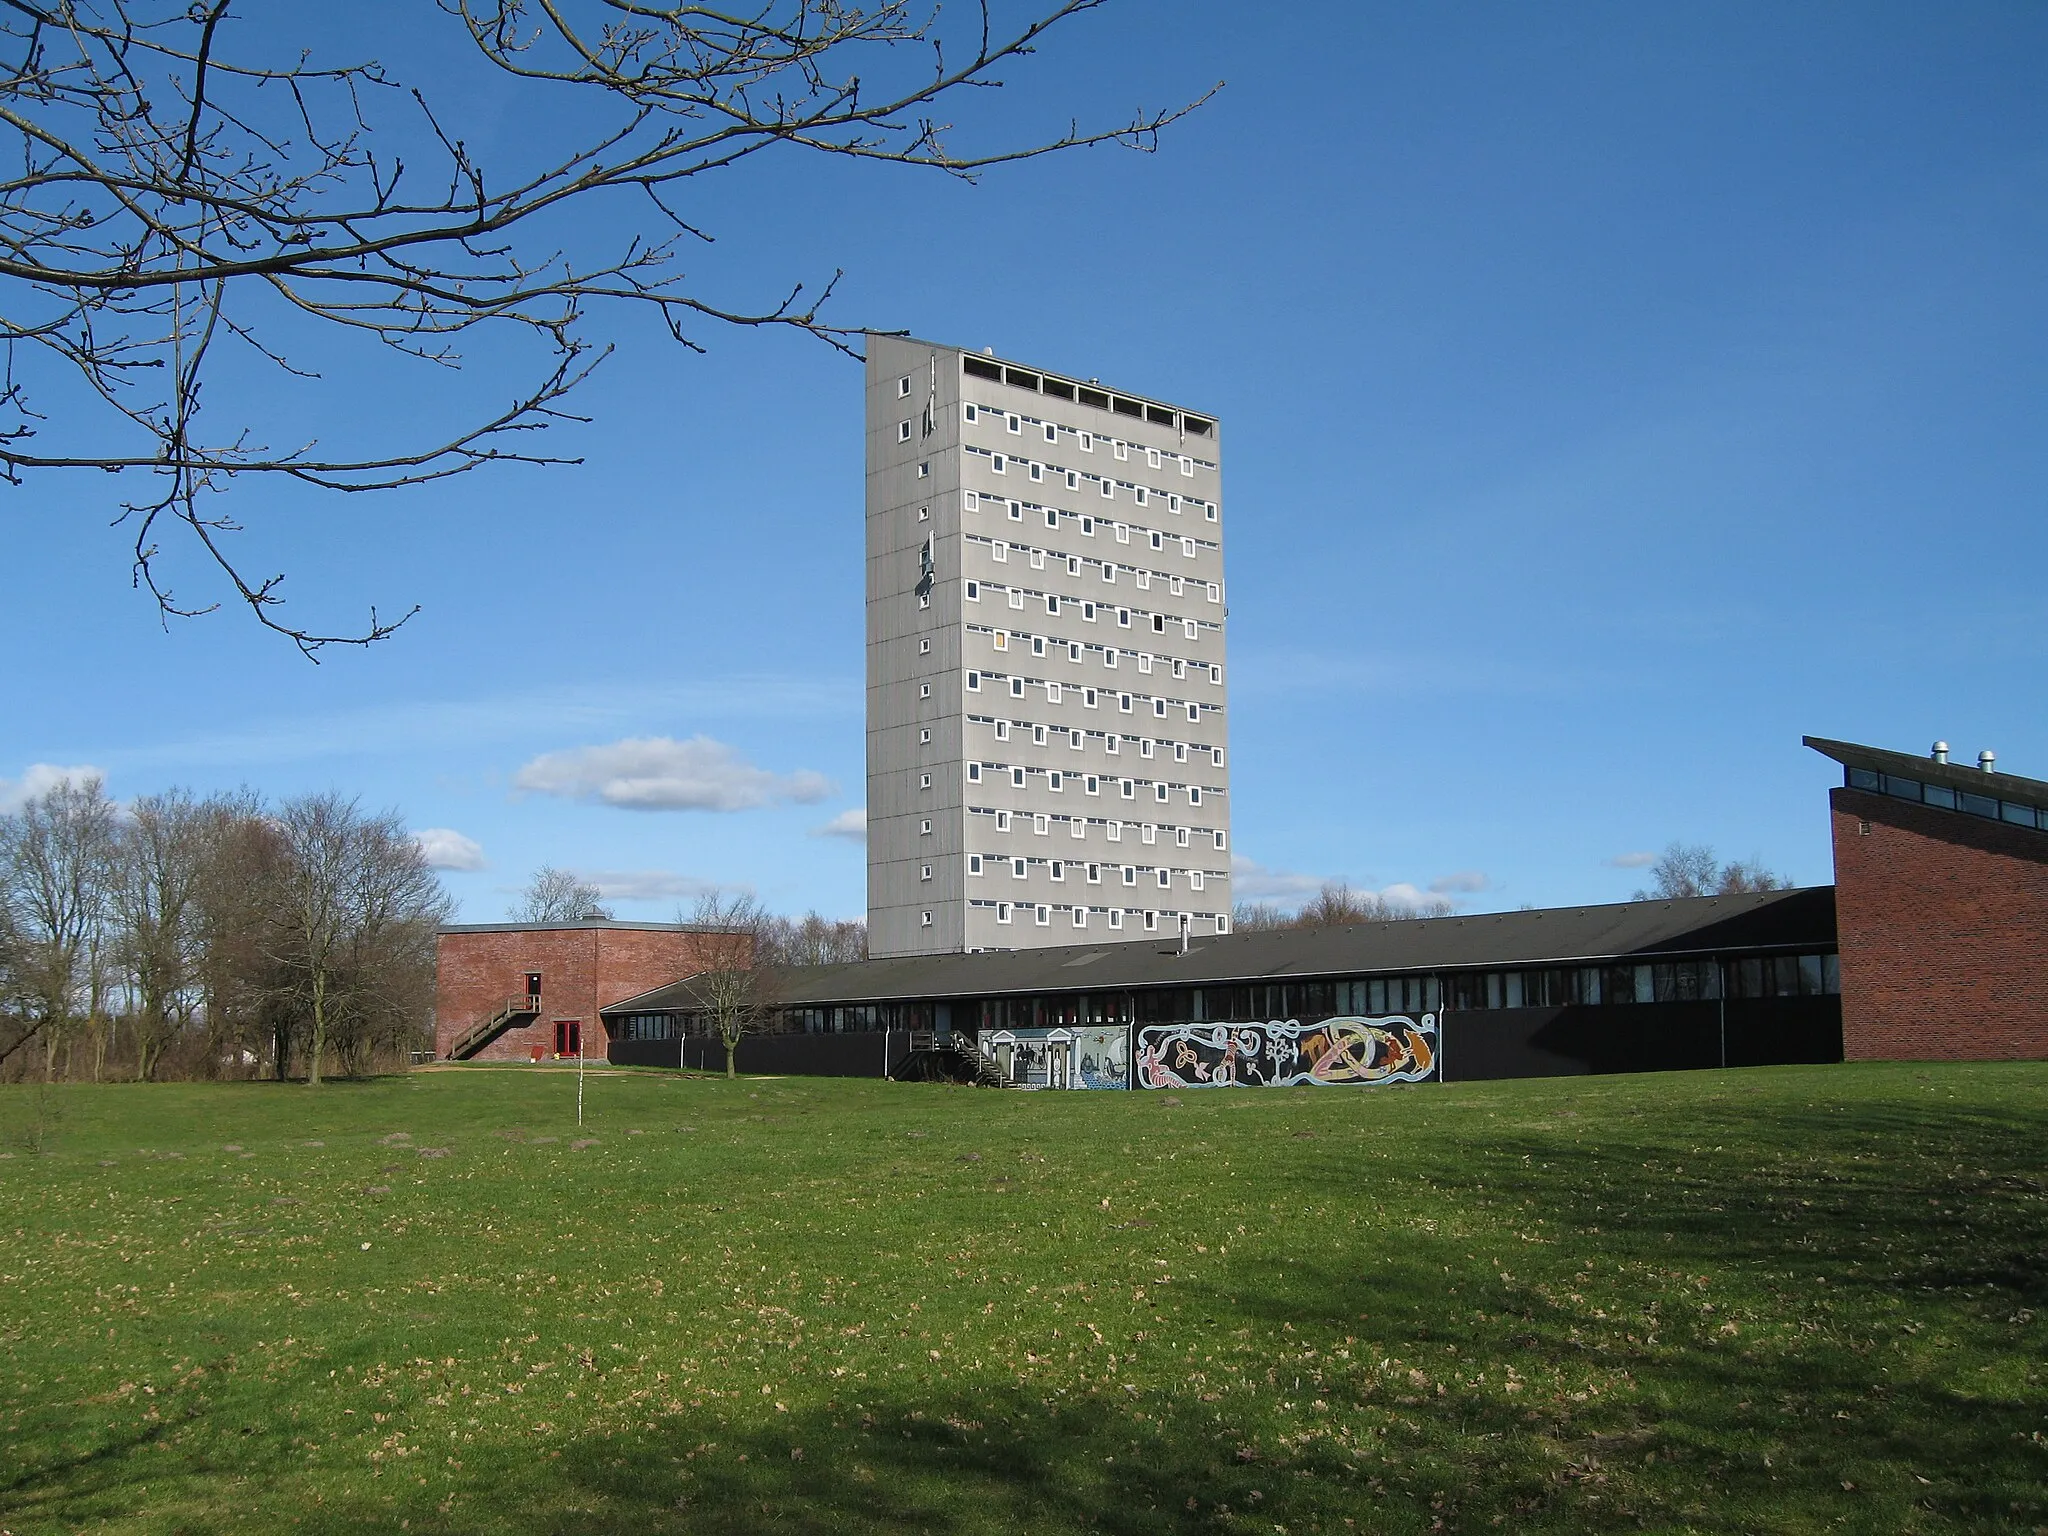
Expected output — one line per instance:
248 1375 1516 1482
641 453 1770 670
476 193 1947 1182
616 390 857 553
434 920 737 1062
1808 736 2048 1062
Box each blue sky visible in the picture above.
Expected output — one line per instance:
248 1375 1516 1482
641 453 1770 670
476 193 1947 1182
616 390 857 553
5 2 2045 923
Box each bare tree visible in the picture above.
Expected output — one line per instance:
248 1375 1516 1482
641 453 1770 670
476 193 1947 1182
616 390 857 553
1634 843 1788 900
1716 857 1789 895
510 866 611 923
265 793 449 1083
110 789 211 1080
0 775 118 1073
321 822 449 1076
1298 881 1452 926
0 2 1209 653
759 910 866 966
188 790 283 1076
1228 900 1290 932
1231 882 1450 932
685 887 775 1078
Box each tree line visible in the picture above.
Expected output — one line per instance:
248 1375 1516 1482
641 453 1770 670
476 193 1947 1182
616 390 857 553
0 779 447 1083
1232 881 1455 933
1233 845 1789 932
508 866 868 966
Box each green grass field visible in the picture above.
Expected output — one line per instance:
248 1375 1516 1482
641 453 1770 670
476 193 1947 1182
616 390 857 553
2 1062 2044 1535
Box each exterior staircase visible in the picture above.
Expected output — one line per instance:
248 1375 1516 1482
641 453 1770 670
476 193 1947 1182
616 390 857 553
446 994 541 1061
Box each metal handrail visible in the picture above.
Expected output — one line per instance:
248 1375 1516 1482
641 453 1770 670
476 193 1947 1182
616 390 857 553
447 994 542 1060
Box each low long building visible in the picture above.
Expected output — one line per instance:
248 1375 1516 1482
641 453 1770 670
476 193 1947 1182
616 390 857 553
601 886 1841 1086
433 733 2048 1085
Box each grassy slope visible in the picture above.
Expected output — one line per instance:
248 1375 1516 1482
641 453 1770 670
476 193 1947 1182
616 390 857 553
1 1063 2044 1536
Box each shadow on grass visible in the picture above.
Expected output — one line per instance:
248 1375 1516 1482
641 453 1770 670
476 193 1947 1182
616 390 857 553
7 1078 2045 1535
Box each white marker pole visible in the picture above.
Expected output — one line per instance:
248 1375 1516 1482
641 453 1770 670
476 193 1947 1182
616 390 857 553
577 1032 586 1128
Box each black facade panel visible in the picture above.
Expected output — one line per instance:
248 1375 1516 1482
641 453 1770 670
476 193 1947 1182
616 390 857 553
1445 1005 1718 1080
1723 998 1843 1066
608 1033 901 1077
608 1040 683 1069
1444 998 1844 1081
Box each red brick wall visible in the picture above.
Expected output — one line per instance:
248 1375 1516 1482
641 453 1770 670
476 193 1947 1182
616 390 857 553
1830 786 2048 1061
435 926 735 1062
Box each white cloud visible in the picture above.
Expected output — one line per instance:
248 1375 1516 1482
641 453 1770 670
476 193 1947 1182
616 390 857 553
414 828 486 872
0 763 107 813
1229 854 1329 902
575 869 725 903
512 735 831 812
1232 856 1477 914
100 675 859 773
811 808 867 842
1606 850 1658 869
1376 882 1440 909
1429 870 1491 894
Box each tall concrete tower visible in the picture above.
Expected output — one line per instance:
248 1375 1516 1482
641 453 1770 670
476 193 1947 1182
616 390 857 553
865 336 1230 957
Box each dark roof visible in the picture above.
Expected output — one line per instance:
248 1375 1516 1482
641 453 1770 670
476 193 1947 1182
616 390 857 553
1804 735 2048 816
438 920 718 936
602 887 1835 1014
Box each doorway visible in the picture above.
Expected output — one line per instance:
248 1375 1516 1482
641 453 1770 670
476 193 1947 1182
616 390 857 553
554 1019 581 1058
525 972 543 1004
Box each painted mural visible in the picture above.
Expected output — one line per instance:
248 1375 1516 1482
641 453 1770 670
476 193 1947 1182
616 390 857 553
980 1025 1132 1089
1074 1026 1130 1090
1135 1015 1438 1089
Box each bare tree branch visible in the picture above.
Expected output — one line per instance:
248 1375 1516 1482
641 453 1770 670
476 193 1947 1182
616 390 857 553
0 1 1214 654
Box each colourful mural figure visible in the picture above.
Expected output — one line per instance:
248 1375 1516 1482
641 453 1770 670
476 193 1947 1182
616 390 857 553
1135 1015 1438 1089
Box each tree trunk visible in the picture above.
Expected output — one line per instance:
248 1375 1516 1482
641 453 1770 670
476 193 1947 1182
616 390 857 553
724 1034 737 1078
308 969 327 1086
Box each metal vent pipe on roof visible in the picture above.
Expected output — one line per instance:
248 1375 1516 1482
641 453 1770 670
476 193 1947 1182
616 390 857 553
1931 741 1949 764
1979 750 1997 773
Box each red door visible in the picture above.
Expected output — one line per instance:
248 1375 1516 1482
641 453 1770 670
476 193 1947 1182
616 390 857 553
555 1019 581 1058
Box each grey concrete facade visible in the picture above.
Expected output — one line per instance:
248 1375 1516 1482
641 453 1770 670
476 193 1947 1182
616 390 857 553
866 336 1230 957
